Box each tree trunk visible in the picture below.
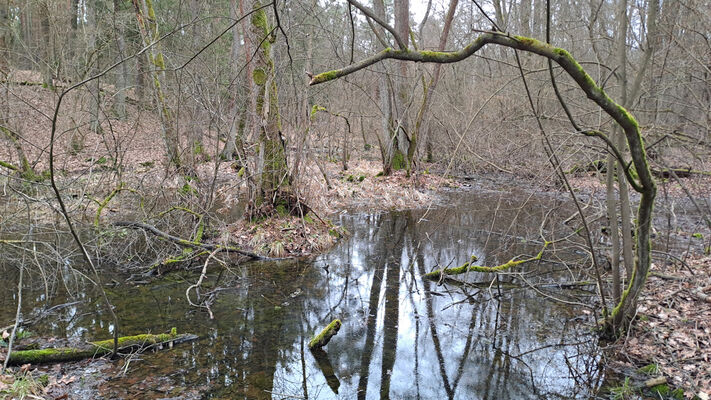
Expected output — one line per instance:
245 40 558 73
371 0 398 175
39 1 52 88
248 0 289 213
410 0 458 175
132 0 181 169
392 0 410 172
113 0 128 119
88 0 101 134
0 0 8 75
221 0 247 162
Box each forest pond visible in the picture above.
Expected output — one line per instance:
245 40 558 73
1 188 605 399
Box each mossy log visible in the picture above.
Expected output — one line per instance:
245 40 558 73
3 330 197 366
308 319 341 350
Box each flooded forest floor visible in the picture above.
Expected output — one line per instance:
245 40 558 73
1 163 711 399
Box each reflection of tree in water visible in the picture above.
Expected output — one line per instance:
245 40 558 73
93 191 600 399
354 213 407 399
212 262 312 399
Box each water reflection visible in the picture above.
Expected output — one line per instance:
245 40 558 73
0 190 601 399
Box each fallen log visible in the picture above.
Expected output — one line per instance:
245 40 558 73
308 319 341 350
2 329 197 366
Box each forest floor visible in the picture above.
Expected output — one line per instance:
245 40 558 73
569 174 711 398
610 255 711 399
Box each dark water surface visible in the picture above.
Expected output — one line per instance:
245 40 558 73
1 189 603 399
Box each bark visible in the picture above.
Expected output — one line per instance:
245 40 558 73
392 0 410 171
88 0 101 134
606 153 622 302
0 0 8 75
220 0 244 161
113 0 128 119
248 0 289 211
368 0 399 175
3 331 197 366
131 0 181 168
410 0 458 175
520 0 532 37
39 1 52 88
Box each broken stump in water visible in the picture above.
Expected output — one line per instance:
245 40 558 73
308 319 341 350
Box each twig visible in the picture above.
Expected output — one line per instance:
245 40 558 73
114 221 270 260
2 264 22 373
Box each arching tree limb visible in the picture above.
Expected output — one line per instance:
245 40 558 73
311 31 657 333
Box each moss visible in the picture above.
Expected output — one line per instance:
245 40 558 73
276 204 288 216
391 150 406 170
638 363 660 375
310 104 327 118
145 0 156 20
310 70 340 85
308 319 342 349
153 52 165 69
179 182 198 196
37 374 49 387
419 50 457 62
251 8 269 35
0 159 19 171
253 68 267 85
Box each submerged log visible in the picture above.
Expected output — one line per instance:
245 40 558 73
3 329 197 366
308 319 341 350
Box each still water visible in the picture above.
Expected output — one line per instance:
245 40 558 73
1 189 602 399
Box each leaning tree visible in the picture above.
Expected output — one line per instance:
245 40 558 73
310 18 656 335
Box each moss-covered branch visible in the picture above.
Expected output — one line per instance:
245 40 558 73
424 242 549 280
312 31 657 333
0 159 18 171
309 319 341 350
4 330 197 365
94 183 127 227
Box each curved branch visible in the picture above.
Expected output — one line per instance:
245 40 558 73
347 0 407 50
309 32 654 191
312 32 658 331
